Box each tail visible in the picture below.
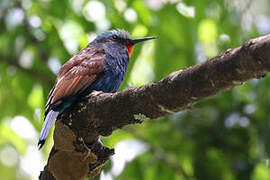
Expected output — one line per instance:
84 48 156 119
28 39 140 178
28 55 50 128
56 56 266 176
38 110 59 149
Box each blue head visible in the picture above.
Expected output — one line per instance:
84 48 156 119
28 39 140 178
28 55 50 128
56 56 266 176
96 29 131 41
91 29 158 57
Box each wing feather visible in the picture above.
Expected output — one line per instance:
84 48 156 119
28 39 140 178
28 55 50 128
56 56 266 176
45 45 105 113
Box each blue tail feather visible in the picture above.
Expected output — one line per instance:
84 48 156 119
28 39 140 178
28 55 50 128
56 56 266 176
38 110 59 149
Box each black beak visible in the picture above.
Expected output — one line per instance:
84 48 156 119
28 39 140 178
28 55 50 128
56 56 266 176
130 36 159 45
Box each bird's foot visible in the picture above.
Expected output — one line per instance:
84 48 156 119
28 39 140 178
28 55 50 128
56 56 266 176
91 90 104 96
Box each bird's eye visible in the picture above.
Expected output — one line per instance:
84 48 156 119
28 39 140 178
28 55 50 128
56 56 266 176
112 35 118 40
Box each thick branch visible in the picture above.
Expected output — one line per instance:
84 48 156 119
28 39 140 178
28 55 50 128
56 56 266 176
40 34 270 179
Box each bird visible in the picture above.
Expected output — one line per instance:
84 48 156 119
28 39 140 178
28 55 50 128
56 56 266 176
38 29 158 149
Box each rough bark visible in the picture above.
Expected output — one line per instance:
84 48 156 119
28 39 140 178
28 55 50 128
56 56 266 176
39 34 270 179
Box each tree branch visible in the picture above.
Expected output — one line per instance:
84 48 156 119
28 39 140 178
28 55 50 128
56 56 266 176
39 34 270 179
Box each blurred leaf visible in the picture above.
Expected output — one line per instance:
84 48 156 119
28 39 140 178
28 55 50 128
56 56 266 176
27 84 44 109
0 124 26 155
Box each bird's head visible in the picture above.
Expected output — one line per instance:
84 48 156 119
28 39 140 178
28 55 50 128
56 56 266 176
92 29 158 57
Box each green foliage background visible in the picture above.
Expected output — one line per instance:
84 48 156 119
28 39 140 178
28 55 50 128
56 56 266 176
1 0 270 179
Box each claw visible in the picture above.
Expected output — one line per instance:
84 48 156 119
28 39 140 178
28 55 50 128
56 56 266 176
91 90 103 96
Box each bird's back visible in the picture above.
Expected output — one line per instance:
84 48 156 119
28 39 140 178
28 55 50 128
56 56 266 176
45 45 106 114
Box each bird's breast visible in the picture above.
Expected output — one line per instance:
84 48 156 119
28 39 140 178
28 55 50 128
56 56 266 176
86 55 129 93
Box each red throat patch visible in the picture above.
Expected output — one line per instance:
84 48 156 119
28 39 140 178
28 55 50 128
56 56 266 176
126 43 134 57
